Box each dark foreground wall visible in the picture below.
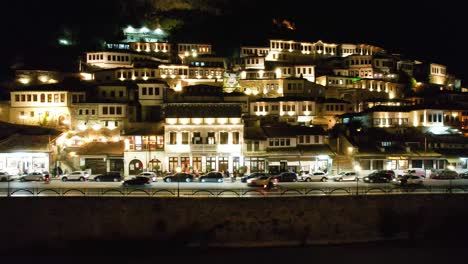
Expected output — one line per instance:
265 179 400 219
1 195 468 251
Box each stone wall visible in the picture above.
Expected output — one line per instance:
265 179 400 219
1 195 468 251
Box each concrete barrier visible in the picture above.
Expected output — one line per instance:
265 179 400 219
1 195 468 251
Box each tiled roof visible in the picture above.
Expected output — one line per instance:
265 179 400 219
0 122 61 140
262 125 327 137
0 134 56 153
164 103 242 118
244 126 267 140
123 122 165 135
182 84 223 96
76 141 124 156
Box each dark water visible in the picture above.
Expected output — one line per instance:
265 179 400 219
1 239 466 264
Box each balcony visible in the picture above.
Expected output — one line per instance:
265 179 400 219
190 144 217 152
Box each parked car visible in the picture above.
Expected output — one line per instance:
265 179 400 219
272 172 298 182
163 173 194 183
0 172 18 182
137 172 158 182
392 175 424 186
299 171 328 182
241 172 267 183
247 175 277 188
19 172 46 182
334 171 359 182
123 176 151 186
93 171 123 182
363 171 394 183
60 171 89 182
397 169 426 179
199 172 224 183
459 171 468 179
430 170 458 180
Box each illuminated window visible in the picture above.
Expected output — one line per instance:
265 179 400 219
231 132 240 145
192 132 201 144
169 132 177 145
169 157 178 172
220 132 228 144
182 132 189 145
207 132 215 144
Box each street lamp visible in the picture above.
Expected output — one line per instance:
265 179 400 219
176 167 182 197
354 165 362 195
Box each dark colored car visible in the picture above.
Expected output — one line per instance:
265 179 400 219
199 172 224 183
123 176 151 186
363 171 394 183
94 171 123 182
430 170 458 180
379 170 396 178
163 173 194 183
241 172 267 183
460 171 468 179
272 172 298 182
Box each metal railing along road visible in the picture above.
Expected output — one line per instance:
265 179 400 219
1 185 468 198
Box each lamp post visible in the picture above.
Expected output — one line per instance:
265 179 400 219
176 166 182 197
354 165 362 196
7 174 10 197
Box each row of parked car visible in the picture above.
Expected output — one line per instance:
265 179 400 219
240 168 468 188
2 168 468 186
0 170 227 185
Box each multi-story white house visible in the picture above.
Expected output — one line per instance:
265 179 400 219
164 104 243 173
344 55 374 78
85 51 168 69
250 97 316 125
9 84 87 128
123 122 165 176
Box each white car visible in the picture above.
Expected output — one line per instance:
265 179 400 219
398 169 426 179
334 171 359 182
392 175 424 186
300 171 328 182
137 172 158 182
60 171 89 182
0 172 18 182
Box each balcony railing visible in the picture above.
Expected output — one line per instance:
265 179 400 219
190 144 217 152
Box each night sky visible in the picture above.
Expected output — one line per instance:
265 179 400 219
0 0 466 83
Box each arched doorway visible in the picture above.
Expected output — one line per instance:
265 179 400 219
129 159 143 175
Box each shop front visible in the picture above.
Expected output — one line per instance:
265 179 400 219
0 152 49 175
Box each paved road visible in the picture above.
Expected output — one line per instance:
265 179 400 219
1 178 468 198
0 177 467 189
